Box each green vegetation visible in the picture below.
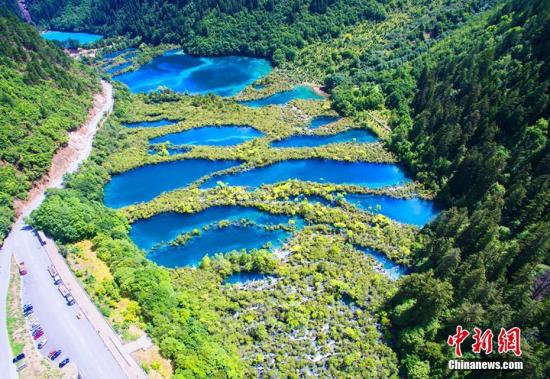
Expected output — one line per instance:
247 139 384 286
385 1 550 377
0 11 97 242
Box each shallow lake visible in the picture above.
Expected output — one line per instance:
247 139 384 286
345 194 438 226
310 116 340 129
357 246 407 280
105 61 133 74
271 129 377 148
113 50 272 96
149 125 263 146
149 224 292 268
123 119 178 128
239 86 324 107
201 159 409 189
103 48 136 59
104 159 241 208
42 31 103 45
224 272 271 284
130 206 301 250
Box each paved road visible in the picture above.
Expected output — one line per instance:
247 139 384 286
14 222 126 378
1 81 145 378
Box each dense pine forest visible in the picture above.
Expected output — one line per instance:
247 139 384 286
0 11 97 243
2 0 548 377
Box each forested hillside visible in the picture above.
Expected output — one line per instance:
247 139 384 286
28 0 387 62
0 10 98 243
387 0 549 377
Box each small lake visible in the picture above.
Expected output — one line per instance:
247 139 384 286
345 194 438 226
271 129 377 148
239 86 324 107
149 125 263 146
105 61 133 74
224 272 271 284
130 206 302 267
103 48 136 59
357 246 407 280
201 159 409 189
130 206 301 250
123 119 178 128
113 50 272 96
104 159 241 208
149 224 291 268
310 116 340 129
42 31 103 45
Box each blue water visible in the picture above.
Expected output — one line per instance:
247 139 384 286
149 126 263 146
105 61 133 74
104 159 241 208
123 119 178 128
345 194 438 226
113 50 272 96
42 31 103 45
239 86 324 107
130 206 301 251
201 159 409 189
356 246 407 280
310 116 340 129
224 272 271 284
103 48 136 59
148 146 191 156
271 129 377 148
149 224 291 268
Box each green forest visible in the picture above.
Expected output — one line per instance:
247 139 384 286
0 10 97 242
1 0 548 377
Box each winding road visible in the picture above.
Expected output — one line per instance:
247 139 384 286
0 81 145 378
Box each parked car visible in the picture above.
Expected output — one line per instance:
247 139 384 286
31 324 42 332
32 328 43 336
16 363 27 372
76 309 83 319
23 304 33 312
23 309 33 317
37 339 48 349
18 262 27 275
32 331 44 340
12 353 25 363
59 358 70 368
50 350 61 361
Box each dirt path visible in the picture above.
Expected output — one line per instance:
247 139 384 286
17 0 32 23
14 81 113 219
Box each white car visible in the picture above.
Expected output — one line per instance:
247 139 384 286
37 339 48 349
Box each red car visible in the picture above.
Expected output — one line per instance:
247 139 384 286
33 331 44 340
18 262 27 276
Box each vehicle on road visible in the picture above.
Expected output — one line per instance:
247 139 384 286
12 353 25 363
33 330 44 340
37 339 48 349
58 284 76 306
47 265 62 285
18 262 27 275
36 230 47 246
49 350 61 361
23 304 33 312
76 309 83 319
59 358 70 368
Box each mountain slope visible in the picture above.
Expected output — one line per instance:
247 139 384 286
388 0 549 377
0 10 98 242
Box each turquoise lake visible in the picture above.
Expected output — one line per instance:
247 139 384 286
201 159 409 189
112 50 272 96
310 116 340 129
104 159 241 208
149 125 263 146
357 246 407 280
345 194 438 226
271 129 377 148
42 31 103 45
239 86 324 107
130 206 302 267
130 206 302 250
123 119 178 128
224 272 271 284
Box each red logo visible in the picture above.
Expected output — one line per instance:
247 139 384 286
447 326 522 357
